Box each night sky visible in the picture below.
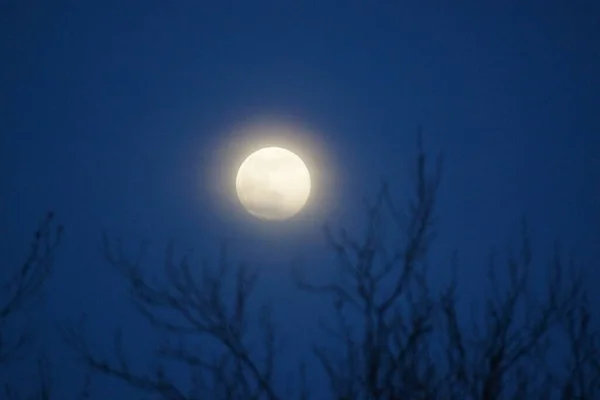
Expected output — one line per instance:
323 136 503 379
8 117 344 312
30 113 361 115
2 1 600 398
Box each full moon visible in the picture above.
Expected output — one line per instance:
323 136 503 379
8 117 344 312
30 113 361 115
235 147 311 220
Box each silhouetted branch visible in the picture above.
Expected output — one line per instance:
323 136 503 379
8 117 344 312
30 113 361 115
0 212 62 399
294 135 599 400
0 212 62 363
61 316 187 399
63 238 280 399
294 136 442 399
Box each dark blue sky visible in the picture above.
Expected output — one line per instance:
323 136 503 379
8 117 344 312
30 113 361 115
2 1 599 398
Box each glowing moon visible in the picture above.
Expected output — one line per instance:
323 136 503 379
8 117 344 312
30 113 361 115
235 147 311 220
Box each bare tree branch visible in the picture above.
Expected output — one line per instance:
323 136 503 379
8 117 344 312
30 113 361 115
294 135 442 399
63 238 280 399
1 212 62 399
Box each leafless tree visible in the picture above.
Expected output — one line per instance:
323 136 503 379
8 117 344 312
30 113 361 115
293 136 444 399
1 212 62 399
294 137 599 400
62 136 599 399
62 239 282 399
